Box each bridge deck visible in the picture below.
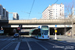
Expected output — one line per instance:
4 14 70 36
9 19 75 24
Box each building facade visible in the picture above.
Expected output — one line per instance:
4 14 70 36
3 8 6 20
6 11 8 20
42 3 64 19
0 4 3 20
0 4 8 20
13 13 19 20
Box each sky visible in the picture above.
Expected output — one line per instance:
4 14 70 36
0 0 74 20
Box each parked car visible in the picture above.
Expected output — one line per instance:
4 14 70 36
14 33 19 38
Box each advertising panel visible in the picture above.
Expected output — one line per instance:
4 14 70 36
0 30 4 34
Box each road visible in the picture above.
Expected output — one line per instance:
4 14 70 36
0 36 75 50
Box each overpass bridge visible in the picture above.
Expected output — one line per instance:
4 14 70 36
1 19 75 37
9 19 74 25
0 19 74 28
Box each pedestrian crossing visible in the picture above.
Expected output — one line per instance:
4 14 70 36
0 37 41 42
0 38 17 41
22 37 41 42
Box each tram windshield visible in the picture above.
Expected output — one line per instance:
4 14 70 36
42 30 48 35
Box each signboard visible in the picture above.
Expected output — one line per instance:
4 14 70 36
1 27 3 30
55 30 57 33
38 26 41 29
0 30 4 34
21 29 26 32
17 27 20 30
55 25 57 27
54 28 57 30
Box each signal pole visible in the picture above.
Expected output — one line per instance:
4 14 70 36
54 27 57 40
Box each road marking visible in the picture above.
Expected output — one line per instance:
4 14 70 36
25 37 32 50
15 42 21 50
44 41 57 46
49 40 75 46
35 41 48 50
1 42 13 50
0 38 8 41
12 39 15 40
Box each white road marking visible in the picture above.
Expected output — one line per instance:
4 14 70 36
0 38 16 41
1 42 13 50
0 38 8 41
12 39 16 40
44 41 57 46
49 40 74 46
25 38 32 50
35 41 48 50
15 42 21 50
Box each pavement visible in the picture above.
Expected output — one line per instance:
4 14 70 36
50 35 75 46
0 35 75 50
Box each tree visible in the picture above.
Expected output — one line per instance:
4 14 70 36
65 0 75 18
65 0 75 37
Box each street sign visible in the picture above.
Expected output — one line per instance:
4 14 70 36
38 26 41 29
55 30 57 33
55 25 57 27
0 30 4 34
17 27 20 30
54 28 57 30
1 27 3 30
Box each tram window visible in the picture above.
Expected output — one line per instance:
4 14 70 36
38 33 41 36
42 26 48 28
42 30 48 35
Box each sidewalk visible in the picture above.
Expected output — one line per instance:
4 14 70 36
50 35 75 45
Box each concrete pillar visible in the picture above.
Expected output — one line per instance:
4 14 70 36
72 24 75 38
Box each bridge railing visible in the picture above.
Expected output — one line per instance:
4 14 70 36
9 19 75 24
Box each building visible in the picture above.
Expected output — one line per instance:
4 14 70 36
0 4 8 20
3 8 6 20
42 3 64 19
6 11 8 20
0 4 3 20
13 13 19 20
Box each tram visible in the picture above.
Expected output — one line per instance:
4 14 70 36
37 25 50 39
29 25 50 39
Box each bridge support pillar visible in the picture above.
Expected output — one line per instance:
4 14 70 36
72 24 75 38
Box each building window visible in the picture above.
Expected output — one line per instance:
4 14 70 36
60 5 61 7
60 13 61 15
56 13 57 14
60 9 61 11
53 9 55 10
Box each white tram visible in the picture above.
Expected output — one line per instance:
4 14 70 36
35 25 50 39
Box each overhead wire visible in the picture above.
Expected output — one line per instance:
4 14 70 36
54 0 58 4
28 0 35 19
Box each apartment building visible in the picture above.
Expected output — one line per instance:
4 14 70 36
42 3 64 19
13 13 19 20
0 4 8 20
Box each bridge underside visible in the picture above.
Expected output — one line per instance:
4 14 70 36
0 19 74 37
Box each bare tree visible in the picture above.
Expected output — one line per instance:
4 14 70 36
65 0 75 37
65 0 75 18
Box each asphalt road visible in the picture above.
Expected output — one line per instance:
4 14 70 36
0 36 75 50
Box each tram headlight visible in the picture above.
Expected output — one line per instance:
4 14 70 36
42 36 44 38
